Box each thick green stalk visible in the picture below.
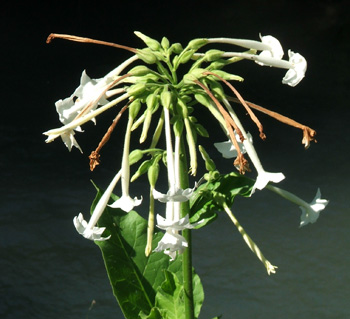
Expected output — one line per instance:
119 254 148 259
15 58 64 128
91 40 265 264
179 138 194 319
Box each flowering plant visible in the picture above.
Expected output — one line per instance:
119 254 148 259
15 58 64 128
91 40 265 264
44 31 328 319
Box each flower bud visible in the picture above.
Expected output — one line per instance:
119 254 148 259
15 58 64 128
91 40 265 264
178 49 195 64
199 145 216 171
148 159 160 188
129 149 144 165
170 42 183 54
137 48 157 64
128 99 142 120
161 89 172 109
161 37 170 50
131 159 152 182
128 83 147 98
134 31 161 51
173 119 184 137
210 70 244 81
129 65 151 76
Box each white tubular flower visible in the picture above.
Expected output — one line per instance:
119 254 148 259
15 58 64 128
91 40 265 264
152 183 198 203
156 214 201 230
55 70 110 129
214 132 253 159
73 170 122 241
44 93 130 151
154 229 188 261
109 111 142 212
222 99 285 193
208 34 283 58
282 50 307 87
299 188 329 227
266 185 329 227
154 214 202 260
60 130 83 153
73 213 110 241
109 194 142 213
222 49 307 87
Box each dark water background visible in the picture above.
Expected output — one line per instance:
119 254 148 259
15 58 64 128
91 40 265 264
2 1 350 318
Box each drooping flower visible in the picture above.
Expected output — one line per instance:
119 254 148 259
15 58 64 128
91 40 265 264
73 213 110 241
216 101 285 194
282 50 307 87
266 185 328 227
214 132 253 158
299 188 329 227
221 49 307 87
156 214 201 230
154 214 201 260
152 183 198 203
73 170 121 241
109 105 142 212
154 229 188 261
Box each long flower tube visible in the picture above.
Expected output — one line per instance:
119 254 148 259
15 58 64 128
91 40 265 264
266 185 329 227
222 50 307 86
208 34 284 59
222 201 277 275
222 98 285 193
109 108 142 212
73 169 122 241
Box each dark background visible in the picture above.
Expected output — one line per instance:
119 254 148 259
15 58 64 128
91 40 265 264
1 1 349 318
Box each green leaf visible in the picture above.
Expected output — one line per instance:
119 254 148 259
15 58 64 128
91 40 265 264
190 172 254 226
90 184 204 319
139 307 163 319
155 270 185 319
91 185 173 319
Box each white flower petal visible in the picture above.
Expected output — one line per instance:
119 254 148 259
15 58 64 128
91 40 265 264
214 132 253 159
299 188 329 227
257 34 284 63
156 214 199 231
109 195 142 212
154 230 188 260
252 171 285 193
73 213 111 241
60 130 83 153
282 50 307 87
153 183 198 203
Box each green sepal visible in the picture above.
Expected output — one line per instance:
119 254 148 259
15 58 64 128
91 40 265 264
194 123 209 137
208 70 244 82
187 38 208 50
128 83 147 98
129 149 144 165
137 48 158 64
131 159 153 182
129 65 152 76
204 49 225 61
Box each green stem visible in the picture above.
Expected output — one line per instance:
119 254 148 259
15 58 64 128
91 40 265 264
179 137 194 319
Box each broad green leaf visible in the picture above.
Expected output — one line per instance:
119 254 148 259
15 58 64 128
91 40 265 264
190 172 254 226
91 185 174 318
156 270 185 319
139 307 163 319
90 184 203 319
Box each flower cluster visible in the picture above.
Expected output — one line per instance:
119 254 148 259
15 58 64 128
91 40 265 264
44 32 327 272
